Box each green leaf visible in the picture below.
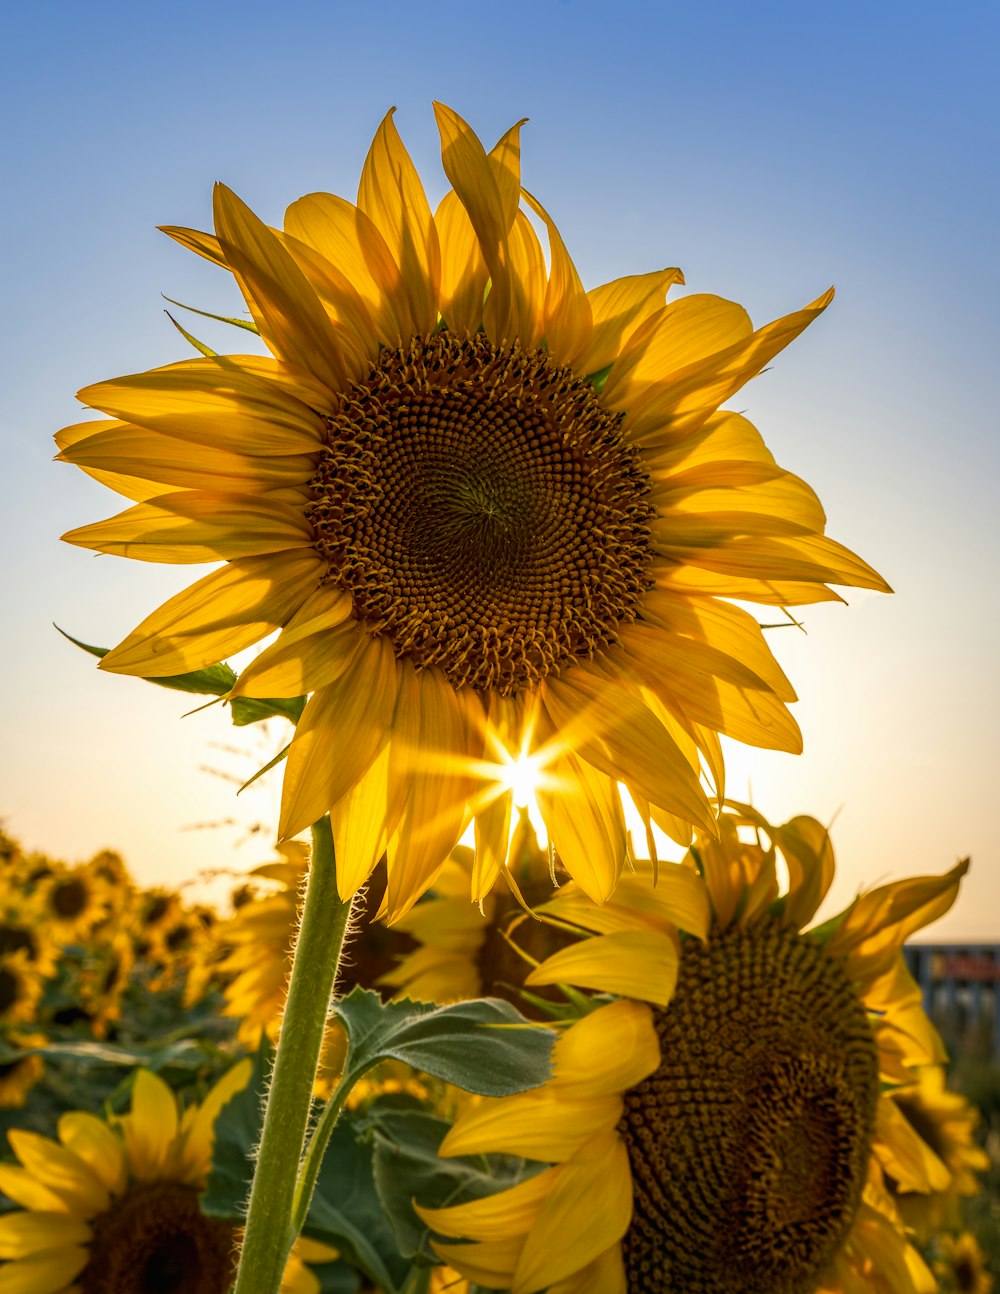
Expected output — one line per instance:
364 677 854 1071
229 695 305 727
10 1036 215 1073
365 1106 542 1262
164 309 217 357
238 742 290 793
55 626 236 697
333 988 555 1096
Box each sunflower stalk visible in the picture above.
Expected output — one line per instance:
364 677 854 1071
232 815 353 1294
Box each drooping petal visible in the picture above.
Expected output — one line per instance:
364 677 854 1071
550 999 660 1097
416 1166 555 1243
526 929 679 1006
439 1089 622 1162
535 746 627 903
512 1132 632 1294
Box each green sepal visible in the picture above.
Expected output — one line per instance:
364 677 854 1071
161 293 260 333
332 987 555 1096
586 362 613 392
229 695 305 727
56 626 236 697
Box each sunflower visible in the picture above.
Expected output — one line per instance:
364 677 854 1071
417 807 967 1294
886 1065 991 1238
0 1061 332 1293
58 103 889 921
37 864 109 942
935 1232 994 1294
0 951 44 1028
0 1032 46 1109
382 808 573 1007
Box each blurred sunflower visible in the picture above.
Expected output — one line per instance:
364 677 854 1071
0 1032 45 1109
38 864 109 942
0 1061 332 1293
935 1232 993 1294
418 807 967 1294
0 891 58 981
382 809 574 1006
58 103 889 920
886 1066 991 1237
0 951 44 1028
76 929 136 1037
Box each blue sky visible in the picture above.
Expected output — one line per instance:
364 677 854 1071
2 0 997 936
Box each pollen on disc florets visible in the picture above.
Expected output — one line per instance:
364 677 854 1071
620 918 880 1294
305 331 656 694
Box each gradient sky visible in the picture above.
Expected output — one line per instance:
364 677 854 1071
2 1 997 938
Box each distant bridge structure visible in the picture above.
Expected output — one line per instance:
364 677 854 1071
904 943 1000 1060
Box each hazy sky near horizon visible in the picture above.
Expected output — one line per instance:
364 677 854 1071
2 1 997 938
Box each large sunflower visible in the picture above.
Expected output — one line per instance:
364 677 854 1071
58 103 889 919
0 1062 334 1294
418 807 968 1294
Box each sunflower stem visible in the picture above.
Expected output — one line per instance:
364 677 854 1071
232 815 352 1294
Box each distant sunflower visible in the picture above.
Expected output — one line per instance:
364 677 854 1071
419 807 967 1294
935 1232 993 1294
383 809 571 1006
38 864 108 941
0 1032 45 1109
886 1065 991 1238
0 951 43 1028
0 1061 331 1293
58 103 889 920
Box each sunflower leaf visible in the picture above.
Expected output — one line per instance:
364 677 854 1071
229 694 306 727
333 987 555 1096
55 625 237 696
363 1105 543 1262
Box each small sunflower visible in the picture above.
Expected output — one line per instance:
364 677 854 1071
886 1065 991 1238
58 103 889 920
418 807 967 1294
935 1232 994 1294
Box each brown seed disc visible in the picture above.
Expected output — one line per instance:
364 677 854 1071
620 917 879 1294
81 1181 236 1294
306 332 655 694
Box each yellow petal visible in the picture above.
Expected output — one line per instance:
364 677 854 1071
434 188 489 334
547 1243 626 1294
0 1247 90 1294
0 1167 68 1214
542 668 716 834
385 671 483 922
358 109 440 336
578 268 684 376
550 1000 660 1097
430 1237 523 1289
213 184 353 393
277 227 379 367
874 1097 952 1194
440 1090 622 1162
604 292 753 411
62 490 312 564
416 1164 556 1242
774 815 836 928
284 191 408 344
526 930 679 1006
159 224 227 268
0 1212 91 1259
535 747 627 903
101 549 321 677
56 1113 126 1197
521 188 592 367
77 356 327 455
513 1131 631 1294
229 584 357 697
471 787 512 901
6 1131 108 1215
176 1058 253 1184
279 635 399 842
120 1069 178 1181
55 418 316 494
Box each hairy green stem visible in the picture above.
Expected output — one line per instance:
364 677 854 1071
232 816 353 1294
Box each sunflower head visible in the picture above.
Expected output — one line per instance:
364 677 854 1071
420 806 968 1294
59 103 890 919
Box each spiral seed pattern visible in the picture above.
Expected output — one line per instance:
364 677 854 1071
620 918 879 1294
306 332 655 694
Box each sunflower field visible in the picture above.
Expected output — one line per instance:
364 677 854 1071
2 102 996 1294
